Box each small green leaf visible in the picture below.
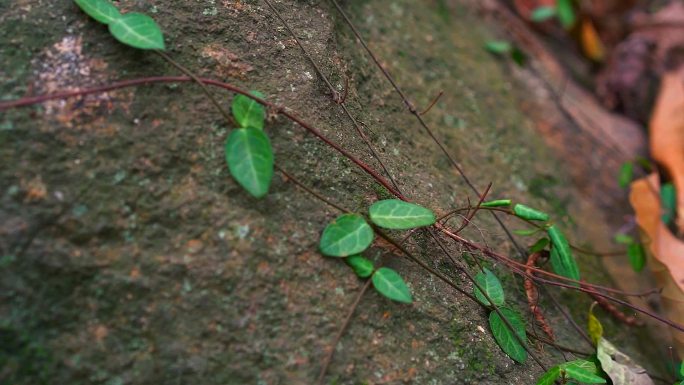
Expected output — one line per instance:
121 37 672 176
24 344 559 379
547 225 580 285
480 199 511 208
556 0 576 29
372 267 412 303
661 183 676 225
345 255 374 278
232 91 266 130
473 268 505 307
564 365 606 383
319 214 374 257
511 48 527 67
536 366 561 385
588 306 603 345
74 0 121 25
529 238 549 253
108 13 165 50
485 40 512 54
489 307 527 363
530 6 557 22
513 204 550 221
225 128 274 198
563 359 599 375
513 228 541 236
618 161 634 189
369 199 435 230
679 360 684 378
627 243 646 272
614 233 634 245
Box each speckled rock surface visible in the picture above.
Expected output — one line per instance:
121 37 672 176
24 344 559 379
0 1 664 384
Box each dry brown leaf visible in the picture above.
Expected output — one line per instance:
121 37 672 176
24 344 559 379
630 174 684 357
596 337 654 385
580 19 606 62
649 67 684 233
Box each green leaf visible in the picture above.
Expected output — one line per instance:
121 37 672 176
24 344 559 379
319 214 374 257
485 40 512 54
661 183 676 225
618 161 634 189
473 268 505 306
556 0 576 29
563 359 599 374
489 307 527 363
614 233 634 245
480 199 511 208
536 366 561 385
529 238 549 253
372 267 412 303
108 13 165 50
530 6 557 22
679 360 684 378
547 225 580 285
513 204 549 221
345 254 374 278
225 128 274 198
511 48 527 67
627 243 646 272
513 228 541 236
74 0 121 25
564 366 606 384
369 199 436 230
232 91 266 130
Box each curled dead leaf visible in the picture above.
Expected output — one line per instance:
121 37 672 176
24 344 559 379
596 337 654 385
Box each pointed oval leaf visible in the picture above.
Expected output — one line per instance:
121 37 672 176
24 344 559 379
480 199 511 208
618 161 634 189
588 308 603 345
485 40 512 54
536 366 561 385
531 6 557 22
513 228 542 236
74 0 121 24
345 254 374 278
109 13 165 50
473 268 505 307
529 238 549 253
557 0 576 29
513 203 549 221
627 243 646 272
564 366 606 384
547 225 580 285
319 214 374 257
489 307 527 363
563 359 599 375
372 267 412 303
232 91 265 130
369 199 435 230
225 128 274 198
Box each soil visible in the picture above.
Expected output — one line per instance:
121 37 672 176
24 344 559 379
0 0 669 384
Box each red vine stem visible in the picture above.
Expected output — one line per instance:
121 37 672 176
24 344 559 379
525 251 555 341
4 77 681 333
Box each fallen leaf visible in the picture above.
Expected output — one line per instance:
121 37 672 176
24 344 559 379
649 67 684 234
630 174 684 357
596 337 654 385
580 19 605 62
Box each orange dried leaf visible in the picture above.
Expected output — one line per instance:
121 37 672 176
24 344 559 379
580 19 605 62
630 174 684 356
